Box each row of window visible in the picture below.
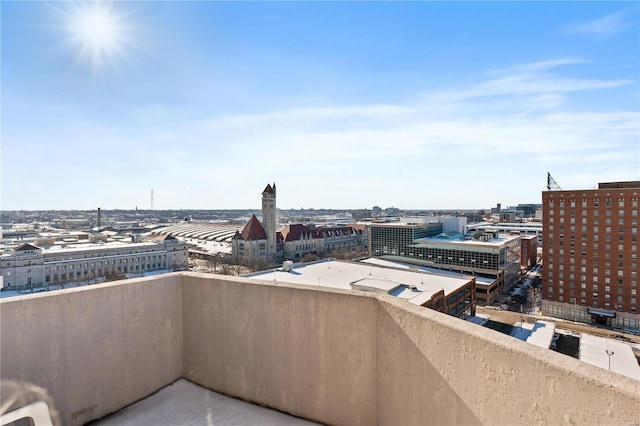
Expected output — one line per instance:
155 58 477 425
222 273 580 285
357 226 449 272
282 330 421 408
548 199 639 208
548 209 638 217
42 255 166 271
548 284 637 295
548 262 638 271
549 221 638 230
544 305 640 327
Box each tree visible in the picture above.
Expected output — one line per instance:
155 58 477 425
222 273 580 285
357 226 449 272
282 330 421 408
301 253 318 263
105 269 126 282
527 287 540 315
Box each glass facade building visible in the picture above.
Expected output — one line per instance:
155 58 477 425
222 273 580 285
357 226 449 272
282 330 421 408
370 223 443 258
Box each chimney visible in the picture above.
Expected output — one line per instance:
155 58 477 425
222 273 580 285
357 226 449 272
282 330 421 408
97 207 102 229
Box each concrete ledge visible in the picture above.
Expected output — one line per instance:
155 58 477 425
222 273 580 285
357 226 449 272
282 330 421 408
2 272 639 425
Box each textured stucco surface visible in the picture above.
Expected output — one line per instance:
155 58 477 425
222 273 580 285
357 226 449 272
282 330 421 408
182 274 378 426
1 272 639 426
375 299 640 425
0 274 184 426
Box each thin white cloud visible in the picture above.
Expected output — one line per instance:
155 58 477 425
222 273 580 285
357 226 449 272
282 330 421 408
171 59 637 207
7 58 636 209
488 58 590 75
191 60 636 164
563 10 633 37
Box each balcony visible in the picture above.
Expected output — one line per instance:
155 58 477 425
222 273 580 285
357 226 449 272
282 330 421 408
2 272 639 425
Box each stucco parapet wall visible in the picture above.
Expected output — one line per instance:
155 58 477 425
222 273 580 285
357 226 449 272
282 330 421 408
373 295 640 425
1 272 639 426
1 274 184 426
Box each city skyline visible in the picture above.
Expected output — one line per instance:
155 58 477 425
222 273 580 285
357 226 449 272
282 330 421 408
2 2 638 210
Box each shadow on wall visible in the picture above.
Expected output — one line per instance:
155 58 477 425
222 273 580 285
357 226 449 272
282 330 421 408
376 304 482 426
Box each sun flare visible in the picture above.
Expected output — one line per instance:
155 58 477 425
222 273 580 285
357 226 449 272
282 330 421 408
60 1 133 74
73 6 118 50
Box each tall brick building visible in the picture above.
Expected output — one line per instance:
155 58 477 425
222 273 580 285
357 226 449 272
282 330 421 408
542 181 640 331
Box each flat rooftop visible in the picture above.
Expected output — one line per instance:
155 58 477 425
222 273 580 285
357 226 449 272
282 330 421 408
361 257 494 285
413 232 521 248
246 259 472 304
511 320 556 349
93 379 318 426
579 334 640 381
0 241 167 258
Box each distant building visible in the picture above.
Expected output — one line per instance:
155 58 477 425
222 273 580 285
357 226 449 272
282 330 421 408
542 181 640 331
499 212 516 223
468 222 543 246
370 222 521 303
0 235 189 290
520 235 538 270
369 222 443 258
280 224 360 261
232 183 364 263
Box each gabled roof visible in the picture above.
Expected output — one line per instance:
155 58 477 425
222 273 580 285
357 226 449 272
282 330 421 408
14 243 41 252
314 226 355 238
237 215 268 241
280 224 312 242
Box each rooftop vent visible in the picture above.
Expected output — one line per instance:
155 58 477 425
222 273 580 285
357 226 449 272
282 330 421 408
282 261 294 272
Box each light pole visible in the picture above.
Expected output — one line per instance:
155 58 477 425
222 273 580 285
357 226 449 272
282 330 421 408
520 304 523 331
605 350 614 372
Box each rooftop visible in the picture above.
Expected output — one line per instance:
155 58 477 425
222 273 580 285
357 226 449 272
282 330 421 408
413 232 521 247
579 333 640 381
246 259 472 303
1 240 167 257
361 257 494 285
94 379 317 426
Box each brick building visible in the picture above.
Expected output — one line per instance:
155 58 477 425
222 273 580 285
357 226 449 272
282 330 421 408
542 181 640 331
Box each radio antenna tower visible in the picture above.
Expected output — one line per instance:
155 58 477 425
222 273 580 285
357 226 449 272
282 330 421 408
547 172 562 191
150 189 154 210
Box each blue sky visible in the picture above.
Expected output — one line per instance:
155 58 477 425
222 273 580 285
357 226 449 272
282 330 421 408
2 1 639 210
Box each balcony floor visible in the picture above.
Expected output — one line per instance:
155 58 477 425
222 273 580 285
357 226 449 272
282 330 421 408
91 379 319 426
